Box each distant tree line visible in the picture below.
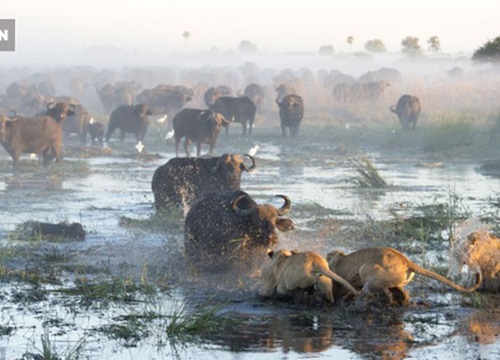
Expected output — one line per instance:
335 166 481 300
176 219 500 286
229 36 500 65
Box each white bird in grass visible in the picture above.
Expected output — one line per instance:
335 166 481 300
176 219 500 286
248 144 260 157
155 114 168 124
89 117 94 124
165 129 175 140
135 141 144 154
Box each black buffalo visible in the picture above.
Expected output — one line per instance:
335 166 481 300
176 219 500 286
209 96 257 136
390 95 421 131
172 108 230 157
105 104 152 142
276 94 304 137
152 153 256 212
87 122 105 145
184 190 294 272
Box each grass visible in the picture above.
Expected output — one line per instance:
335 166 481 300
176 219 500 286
24 330 86 360
349 156 389 188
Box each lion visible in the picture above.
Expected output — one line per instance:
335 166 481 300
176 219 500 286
449 223 500 292
260 249 359 304
326 247 482 306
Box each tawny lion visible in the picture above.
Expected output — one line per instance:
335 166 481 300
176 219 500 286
327 247 482 305
260 249 359 303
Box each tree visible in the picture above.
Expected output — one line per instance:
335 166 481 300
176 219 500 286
364 39 387 53
401 36 422 55
182 31 191 51
318 45 335 55
427 36 441 53
237 40 258 54
347 36 354 51
472 36 500 64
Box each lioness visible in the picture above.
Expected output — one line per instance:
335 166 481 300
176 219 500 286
260 249 359 303
327 247 482 305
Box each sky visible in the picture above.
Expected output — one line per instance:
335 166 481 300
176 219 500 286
1 0 499 65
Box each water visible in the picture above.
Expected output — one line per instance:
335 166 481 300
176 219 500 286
0 129 498 359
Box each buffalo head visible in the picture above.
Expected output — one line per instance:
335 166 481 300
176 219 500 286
231 193 294 246
46 102 76 122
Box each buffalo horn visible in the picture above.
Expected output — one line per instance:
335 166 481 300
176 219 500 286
275 97 282 105
275 195 291 216
231 193 254 217
242 154 256 172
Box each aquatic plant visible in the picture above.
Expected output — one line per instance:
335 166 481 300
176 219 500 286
349 156 389 188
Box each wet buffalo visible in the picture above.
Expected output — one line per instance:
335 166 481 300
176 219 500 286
209 96 257 136
172 108 230 157
152 153 256 212
184 190 294 272
276 94 304 137
390 95 421 131
105 104 152 142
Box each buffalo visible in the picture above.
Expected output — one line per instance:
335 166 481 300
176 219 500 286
276 94 304 137
0 114 63 167
209 96 256 136
204 85 233 107
62 104 93 145
184 190 294 272
135 85 193 119
105 104 152 143
96 83 115 114
333 81 389 103
38 101 76 123
390 95 421 131
152 153 256 212
172 108 231 157
243 83 265 109
87 122 105 145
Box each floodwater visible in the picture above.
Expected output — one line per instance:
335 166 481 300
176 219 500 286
0 125 499 360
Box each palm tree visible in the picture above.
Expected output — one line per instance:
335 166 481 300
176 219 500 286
347 36 354 51
182 31 191 51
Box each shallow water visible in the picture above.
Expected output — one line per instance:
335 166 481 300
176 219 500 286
0 128 499 359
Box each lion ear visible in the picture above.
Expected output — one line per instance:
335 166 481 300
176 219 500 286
267 249 274 259
291 249 299 255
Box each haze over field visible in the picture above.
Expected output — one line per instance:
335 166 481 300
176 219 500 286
1 1 499 67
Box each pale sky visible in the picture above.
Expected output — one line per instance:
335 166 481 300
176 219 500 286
2 0 499 63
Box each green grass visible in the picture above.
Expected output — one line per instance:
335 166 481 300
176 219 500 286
349 156 389 188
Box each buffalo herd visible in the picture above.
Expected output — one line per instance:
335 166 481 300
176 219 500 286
6 65 497 309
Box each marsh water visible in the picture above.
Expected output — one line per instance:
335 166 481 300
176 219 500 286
0 124 499 360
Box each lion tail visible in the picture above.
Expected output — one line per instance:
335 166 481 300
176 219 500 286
410 262 482 293
318 268 360 296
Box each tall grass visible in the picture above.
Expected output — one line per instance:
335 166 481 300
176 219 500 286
422 114 475 152
349 156 389 188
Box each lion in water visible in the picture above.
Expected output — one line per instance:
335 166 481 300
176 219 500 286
327 246 482 307
260 249 359 304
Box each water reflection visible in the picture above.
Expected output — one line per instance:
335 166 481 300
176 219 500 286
464 310 500 345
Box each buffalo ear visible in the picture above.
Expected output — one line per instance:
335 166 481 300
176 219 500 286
276 218 294 232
